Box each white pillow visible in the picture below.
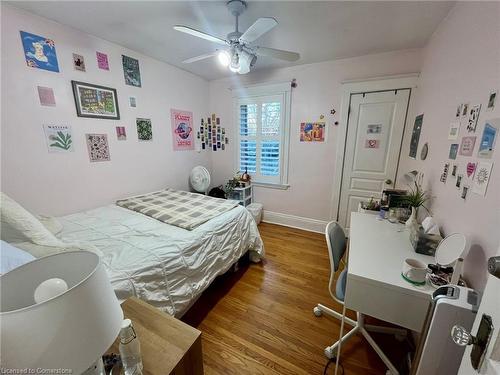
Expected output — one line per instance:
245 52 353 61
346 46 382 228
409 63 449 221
0 240 35 274
1 215 62 243
37 215 63 235
0 193 102 258
0 193 62 247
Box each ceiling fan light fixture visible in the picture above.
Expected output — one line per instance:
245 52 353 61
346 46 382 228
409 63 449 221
217 50 231 67
229 53 240 73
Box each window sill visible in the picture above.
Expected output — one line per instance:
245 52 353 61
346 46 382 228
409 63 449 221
251 182 290 190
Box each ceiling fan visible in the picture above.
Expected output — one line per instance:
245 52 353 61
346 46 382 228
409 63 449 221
173 0 300 74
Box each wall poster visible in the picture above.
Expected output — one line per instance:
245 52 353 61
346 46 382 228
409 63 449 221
409 114 423 158
170 109 194 151
43 125 73 152
96 52 109 70
300 122 326 142
86 133 110 162
20 31 59 72
478 120 498 158
122 55 141 87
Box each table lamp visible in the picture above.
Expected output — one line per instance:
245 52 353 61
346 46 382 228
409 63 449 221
0 250 123 374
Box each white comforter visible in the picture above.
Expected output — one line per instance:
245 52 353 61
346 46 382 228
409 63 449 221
57 204 264 317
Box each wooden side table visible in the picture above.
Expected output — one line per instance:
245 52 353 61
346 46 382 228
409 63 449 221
108 297 203 375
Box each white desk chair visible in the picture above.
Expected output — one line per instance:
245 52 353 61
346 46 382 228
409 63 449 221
313 221 406 374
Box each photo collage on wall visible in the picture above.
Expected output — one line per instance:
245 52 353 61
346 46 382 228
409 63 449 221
22 29 205 162
443 93 498 199
199 114 229 152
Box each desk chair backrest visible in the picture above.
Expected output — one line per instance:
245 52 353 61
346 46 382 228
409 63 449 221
325 221 347 303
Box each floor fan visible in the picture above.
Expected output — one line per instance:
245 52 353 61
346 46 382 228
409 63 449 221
189 166 211 195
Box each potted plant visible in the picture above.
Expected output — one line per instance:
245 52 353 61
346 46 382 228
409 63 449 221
359 197 381 215
402 177 430 228
224 172 241 198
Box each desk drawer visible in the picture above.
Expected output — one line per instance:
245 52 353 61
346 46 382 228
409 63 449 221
345 275 431 332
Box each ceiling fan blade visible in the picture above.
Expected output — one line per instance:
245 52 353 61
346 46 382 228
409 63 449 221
256 47 300 62
182 52 218 64
173 25 227 46
240 17 278 44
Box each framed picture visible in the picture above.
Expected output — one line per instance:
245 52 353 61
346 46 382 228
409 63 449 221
409 114 424 158
71 81 120 120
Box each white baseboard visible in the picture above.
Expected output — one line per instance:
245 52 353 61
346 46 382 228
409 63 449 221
262 210 328 234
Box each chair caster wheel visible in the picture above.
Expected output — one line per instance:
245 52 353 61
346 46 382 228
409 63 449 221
313 306 322 317
324 346 335 359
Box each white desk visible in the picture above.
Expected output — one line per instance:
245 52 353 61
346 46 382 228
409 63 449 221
345 212 435 332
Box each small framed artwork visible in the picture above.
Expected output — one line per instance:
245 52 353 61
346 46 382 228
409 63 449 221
449 143 459 159
137 118 153 141
37 86 56 107
43 125 73 152
478 120 498 158
466 162 477 179
73 53 85 71
472 162 493 196
467 104 481 132
455 104 462 118
462 103 469 118
129 96 137 108
71 81 120 120
365 139 380 149
455 174 463 189
116 126 127 140
461 186 469 200
86 133 110 162
96 52 109 70
409 114 423 158
487 91 497 111
451 164 458 177
448 122 460 140
459 136 476 156
122 55 141 87
367 124 382 134
440 163 450 183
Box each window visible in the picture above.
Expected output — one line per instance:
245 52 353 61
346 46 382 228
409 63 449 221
235 83 291 187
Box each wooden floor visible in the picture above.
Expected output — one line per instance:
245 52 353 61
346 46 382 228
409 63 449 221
183 223 408 374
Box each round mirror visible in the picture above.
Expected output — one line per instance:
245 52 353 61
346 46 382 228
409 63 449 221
420 142 429 160
435 233 466 266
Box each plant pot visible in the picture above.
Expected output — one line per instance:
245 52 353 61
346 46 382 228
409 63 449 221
405 206 418 229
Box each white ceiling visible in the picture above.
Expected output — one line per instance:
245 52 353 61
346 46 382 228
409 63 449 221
9 1 454 81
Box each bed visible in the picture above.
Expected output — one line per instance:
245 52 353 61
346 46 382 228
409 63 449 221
55 203 264 317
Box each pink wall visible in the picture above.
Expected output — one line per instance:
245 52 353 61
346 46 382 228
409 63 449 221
1 5 210 216
398 2 500 289
209 49 423 221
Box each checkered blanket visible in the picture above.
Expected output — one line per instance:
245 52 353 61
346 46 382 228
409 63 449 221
116 188 239 230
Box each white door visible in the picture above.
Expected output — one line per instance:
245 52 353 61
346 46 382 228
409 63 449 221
458 246 500 374
337 89 410 229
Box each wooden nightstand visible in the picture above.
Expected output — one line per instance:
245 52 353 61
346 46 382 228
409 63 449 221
108 297 203 375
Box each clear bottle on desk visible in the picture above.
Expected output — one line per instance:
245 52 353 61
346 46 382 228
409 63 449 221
119 319 143 375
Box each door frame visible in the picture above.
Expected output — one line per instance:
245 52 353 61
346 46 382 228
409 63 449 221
330 74 420 221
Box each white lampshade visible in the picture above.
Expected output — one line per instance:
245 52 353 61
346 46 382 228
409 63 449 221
0 251 123 373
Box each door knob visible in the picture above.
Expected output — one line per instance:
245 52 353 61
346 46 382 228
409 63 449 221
452 315 494 370
451 325 476 346
385 179 393 185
